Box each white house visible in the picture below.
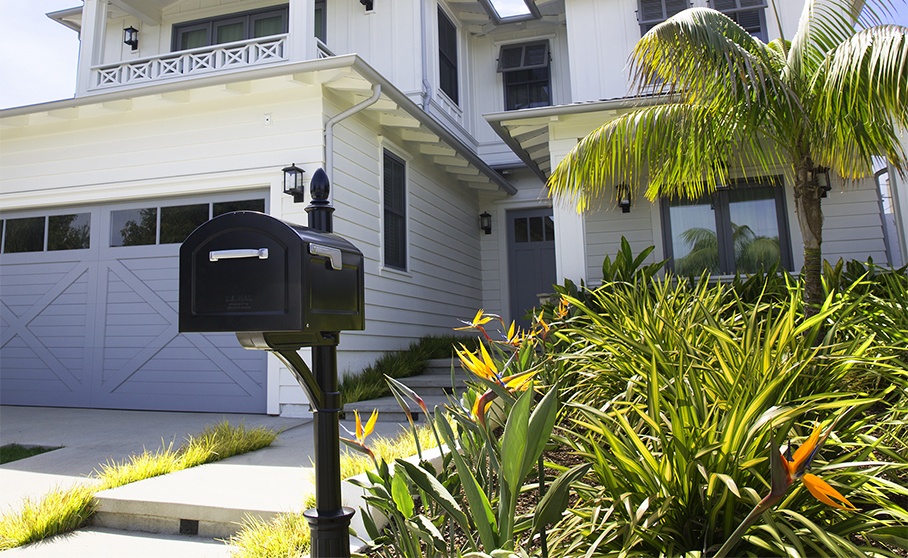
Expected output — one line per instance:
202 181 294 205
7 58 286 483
2 0 905 416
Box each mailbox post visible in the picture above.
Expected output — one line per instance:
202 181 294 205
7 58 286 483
179 168 361 557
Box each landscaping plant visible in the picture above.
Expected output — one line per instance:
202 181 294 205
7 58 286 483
543 266 908 557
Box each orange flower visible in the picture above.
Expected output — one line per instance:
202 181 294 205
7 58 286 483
781 425 856 510
456 343 498 381
355 409 378 444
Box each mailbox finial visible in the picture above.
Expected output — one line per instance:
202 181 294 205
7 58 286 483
306 168 334 233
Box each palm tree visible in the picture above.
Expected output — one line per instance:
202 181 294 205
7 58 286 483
546 0 907 315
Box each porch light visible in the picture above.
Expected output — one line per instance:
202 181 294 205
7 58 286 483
617 184 631 213
282 164 306 203
817 166 832 198
123 26 139 50
479 211 492 235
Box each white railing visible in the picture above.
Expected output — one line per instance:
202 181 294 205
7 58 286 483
91 35 289 90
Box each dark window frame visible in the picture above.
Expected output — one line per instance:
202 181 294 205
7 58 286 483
709 0 768 42
171 5 289 51
638 0 691 35
383 149 408 271
437 7 459 105
499 41 551 111
661 176 792 275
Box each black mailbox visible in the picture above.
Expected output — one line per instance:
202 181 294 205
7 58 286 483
179 211 364 347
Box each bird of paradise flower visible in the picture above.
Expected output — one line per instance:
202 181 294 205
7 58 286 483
714 416 856 558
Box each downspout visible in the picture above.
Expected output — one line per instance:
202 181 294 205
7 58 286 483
419 0 431 111
324 83 382 196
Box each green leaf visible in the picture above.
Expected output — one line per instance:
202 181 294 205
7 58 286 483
500 386 533 491
436 407 498 549
395 458 471 536
521 386 559 482
533 463 591 534
391 466 414 518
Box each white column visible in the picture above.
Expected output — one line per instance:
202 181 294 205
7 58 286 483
289 0 315 61
75 0 108 96
553 201 587 284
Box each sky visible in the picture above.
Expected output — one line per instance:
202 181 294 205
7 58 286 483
0 1 81 110
0 1 906 110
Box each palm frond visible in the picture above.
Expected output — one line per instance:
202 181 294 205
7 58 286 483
813 24 908 177
633 8 799 135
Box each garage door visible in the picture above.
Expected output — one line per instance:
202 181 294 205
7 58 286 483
0 195 268 413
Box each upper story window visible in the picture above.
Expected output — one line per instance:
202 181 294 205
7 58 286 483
315 0 327 44
498 41 551 110
383 150 408 271
172 5 288 51
709 0 768 41
662 177 791 275
438 7 459 105
638 0 690 34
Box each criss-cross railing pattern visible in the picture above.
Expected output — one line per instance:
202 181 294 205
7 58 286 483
92 35 288 89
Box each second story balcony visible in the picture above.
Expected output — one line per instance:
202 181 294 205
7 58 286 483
91 35 292 90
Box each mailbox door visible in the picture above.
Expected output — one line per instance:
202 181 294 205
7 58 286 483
180 215 303 332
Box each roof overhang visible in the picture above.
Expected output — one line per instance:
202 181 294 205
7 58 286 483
1 54 517 196
484 95 673 181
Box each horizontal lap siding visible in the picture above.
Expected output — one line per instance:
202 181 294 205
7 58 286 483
584 207 656 284
303 109 482 378
820 181 888 264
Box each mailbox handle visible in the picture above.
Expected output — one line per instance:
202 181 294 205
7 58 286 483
209 248 269 262
310 244 343 270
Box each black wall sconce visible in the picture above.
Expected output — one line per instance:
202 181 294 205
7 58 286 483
616 184 631 213
816 166 832 198
282 163 306 203
479 211 492 235
360 0 374 10
123 26 139 50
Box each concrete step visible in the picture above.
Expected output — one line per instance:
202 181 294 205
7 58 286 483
90 419 411 543
423 357 461 375
1 527 234 558
343 394 459 423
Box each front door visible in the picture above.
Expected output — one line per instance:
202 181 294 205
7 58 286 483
507 208 557 327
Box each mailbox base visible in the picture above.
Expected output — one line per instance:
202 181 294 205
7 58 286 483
304 507 355 558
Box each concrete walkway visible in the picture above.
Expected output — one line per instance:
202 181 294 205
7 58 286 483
0 405 411 556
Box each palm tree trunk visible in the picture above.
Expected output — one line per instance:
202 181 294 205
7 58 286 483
794 162 824 320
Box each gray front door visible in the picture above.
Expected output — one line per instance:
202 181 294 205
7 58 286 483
507 208 557 327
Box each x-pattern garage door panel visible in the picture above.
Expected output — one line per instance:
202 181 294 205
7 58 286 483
0 261 93 407
93 256 266 413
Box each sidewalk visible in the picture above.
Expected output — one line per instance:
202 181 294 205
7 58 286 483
0 405 410 556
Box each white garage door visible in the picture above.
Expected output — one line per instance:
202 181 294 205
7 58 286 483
0 195 268 413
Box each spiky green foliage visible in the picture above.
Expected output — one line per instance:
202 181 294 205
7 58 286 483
0 486 96 550
545 270 908 557
547 0 908 314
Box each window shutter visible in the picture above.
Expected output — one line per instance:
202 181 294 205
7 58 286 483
498 42 549 72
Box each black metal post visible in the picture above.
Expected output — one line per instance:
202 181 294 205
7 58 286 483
303 168 354 558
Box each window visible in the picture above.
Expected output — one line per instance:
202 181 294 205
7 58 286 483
314 0 327 44
710 0 768 41
638 0 690 34
172 6 288 51
499 42 551 110
110 199 264 247
383 150 407 270
437 8 459 105
1 213 90 254
663 178 791 275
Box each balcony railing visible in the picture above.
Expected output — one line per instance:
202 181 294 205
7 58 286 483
91 35 289 90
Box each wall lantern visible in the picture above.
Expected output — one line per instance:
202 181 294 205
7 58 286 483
617 184 631 213
123 26 139 50
283 164 306 203
816 166 832 198
360 0 375 10
479 211 492 235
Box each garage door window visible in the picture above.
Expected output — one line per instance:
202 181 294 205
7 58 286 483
1 213 91 254
110 199 265 247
